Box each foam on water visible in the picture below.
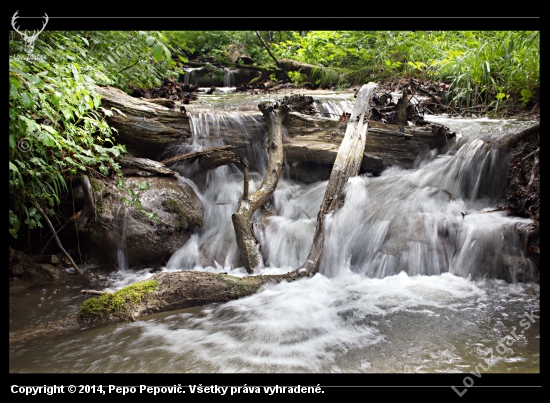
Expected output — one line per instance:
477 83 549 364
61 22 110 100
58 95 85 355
10 271 538 373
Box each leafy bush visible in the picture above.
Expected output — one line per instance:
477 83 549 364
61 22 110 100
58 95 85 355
9 31 175 240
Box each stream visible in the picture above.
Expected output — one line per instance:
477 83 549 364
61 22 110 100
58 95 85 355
9 88 540 376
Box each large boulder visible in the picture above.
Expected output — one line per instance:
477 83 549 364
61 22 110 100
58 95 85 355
80 172 204 269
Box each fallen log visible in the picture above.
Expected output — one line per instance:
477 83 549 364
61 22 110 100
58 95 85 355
9 270 307 344
494 122 540 150
160 144 242 168
119 155 176 176
96 85 193 160
297 82 378 275
96 84 454 180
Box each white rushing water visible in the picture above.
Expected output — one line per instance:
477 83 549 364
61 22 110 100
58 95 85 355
9 92 539 374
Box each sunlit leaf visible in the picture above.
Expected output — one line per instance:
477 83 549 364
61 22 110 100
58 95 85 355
153 44 164 61
20 92 32 108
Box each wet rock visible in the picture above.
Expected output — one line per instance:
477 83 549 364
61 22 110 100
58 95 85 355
83 173 204 269
23 263 64 283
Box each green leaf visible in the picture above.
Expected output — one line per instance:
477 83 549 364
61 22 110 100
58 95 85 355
153 44 164 61
9 76 21 89
10 83 18 100
146 36 156 46
21 92 32 108
521 88 533 100
71 64 80 80
110 147 121 157
38 131 56 147
9 161 19 173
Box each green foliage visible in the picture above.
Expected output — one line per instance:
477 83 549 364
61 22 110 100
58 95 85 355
155 30 541 111
311 67 348 89
430 31 539 110
9 50 122 239
79 279 159 318
9 31 175 240
287 71 306 85
165 31 272 66
268 30 539 110
521 88 533 107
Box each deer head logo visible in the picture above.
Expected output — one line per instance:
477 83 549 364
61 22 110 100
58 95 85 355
11 11 49 56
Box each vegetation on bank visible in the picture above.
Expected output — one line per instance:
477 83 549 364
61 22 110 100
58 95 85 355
9 31 177 244
9 30 539 245
170 31 539 113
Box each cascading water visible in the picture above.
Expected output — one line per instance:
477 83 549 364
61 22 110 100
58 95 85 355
9 92 539 374
163 100 533 283
224 68 236 87
181 67 200 85
114 205 129 272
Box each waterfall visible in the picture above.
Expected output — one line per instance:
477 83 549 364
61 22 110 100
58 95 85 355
165 109 269 271
313 95 355 118
181 67 200 85
113 205 129 272
163 100 534 282
9 94 539 374
224 68 235 87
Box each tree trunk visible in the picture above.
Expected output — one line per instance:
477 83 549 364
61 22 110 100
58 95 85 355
255 30 279 66
232 102 289 273
396 88 410 126
297 82 378 275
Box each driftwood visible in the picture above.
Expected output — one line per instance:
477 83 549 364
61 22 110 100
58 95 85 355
160 145 242 170
119 155 176 176
396 88 410 126
140 97 175 109
96 84 452 180
232 102 288 273
297 82 378 275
